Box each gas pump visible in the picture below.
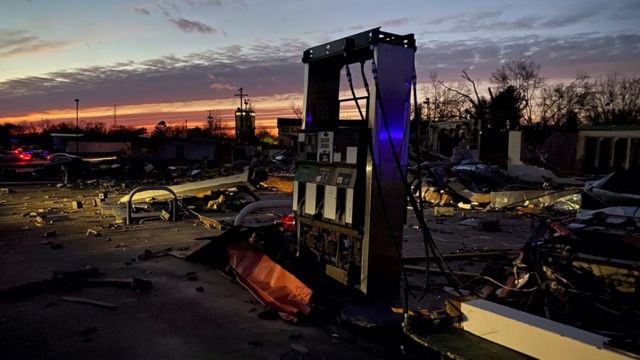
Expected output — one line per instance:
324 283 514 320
293 28 416 297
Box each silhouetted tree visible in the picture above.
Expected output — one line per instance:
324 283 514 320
539 73 591 128
442 70 490 132
488 85 523 131
290 102 302 119
108 125 147 139
84 121 107 135
151 121 169 138
37 119 52 134
187 126 204 138
583 72 640 126
48 122 76 134
491 57 544 125
205 110 228 139
425 72 468 122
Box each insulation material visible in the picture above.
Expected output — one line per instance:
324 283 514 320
227 246 312 322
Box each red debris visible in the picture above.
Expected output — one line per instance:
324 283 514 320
227 245 312 322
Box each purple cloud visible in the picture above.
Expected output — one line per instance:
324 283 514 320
1 33 639 119
133 6 151 15
169 18 219 34
0 29 70 58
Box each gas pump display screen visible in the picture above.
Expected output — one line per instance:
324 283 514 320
295 164 318 183
336 171 355 188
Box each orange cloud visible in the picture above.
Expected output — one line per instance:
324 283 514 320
0 93 304 129
0 90 366 131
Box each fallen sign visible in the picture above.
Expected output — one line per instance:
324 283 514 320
228 245 312 322
118 168 251 204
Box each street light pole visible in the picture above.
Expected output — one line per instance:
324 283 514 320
75 98 79 154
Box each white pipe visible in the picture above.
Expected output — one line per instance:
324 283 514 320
233 200 292 226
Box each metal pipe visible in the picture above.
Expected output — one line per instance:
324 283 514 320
126 186 178 225
233 199 292 226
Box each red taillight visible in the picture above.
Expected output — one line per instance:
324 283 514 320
281 214 296 232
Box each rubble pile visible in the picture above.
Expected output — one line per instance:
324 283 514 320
457 206 640 354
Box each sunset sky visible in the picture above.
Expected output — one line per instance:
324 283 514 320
1 0 639 130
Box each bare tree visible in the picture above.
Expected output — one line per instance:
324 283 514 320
583 72 640 126
440 70 490 128
170 122 188 137
37 119 52 133
290 102 303 119
17 121 37 135
84 121 107 135
206 109 230 139
424 72 468 122
539 73 592 128
491 57 545 124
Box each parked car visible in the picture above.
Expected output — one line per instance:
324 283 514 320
37 153 91 177
47 153 82 163
1 148 32 162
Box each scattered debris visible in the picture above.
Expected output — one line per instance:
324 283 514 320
194 212 223 230
490 189 580 209
60 296 118 309
137 248 171 261
84 198 98 207
42 231 57 238
86 228 101 237
433 207 454 217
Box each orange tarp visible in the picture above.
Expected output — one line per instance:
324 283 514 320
227 246 312 321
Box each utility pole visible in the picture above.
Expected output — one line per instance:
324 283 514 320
75 98 79 154
234 88 250 143
234 88 248 109
424 97 431 151
113 104 117 127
